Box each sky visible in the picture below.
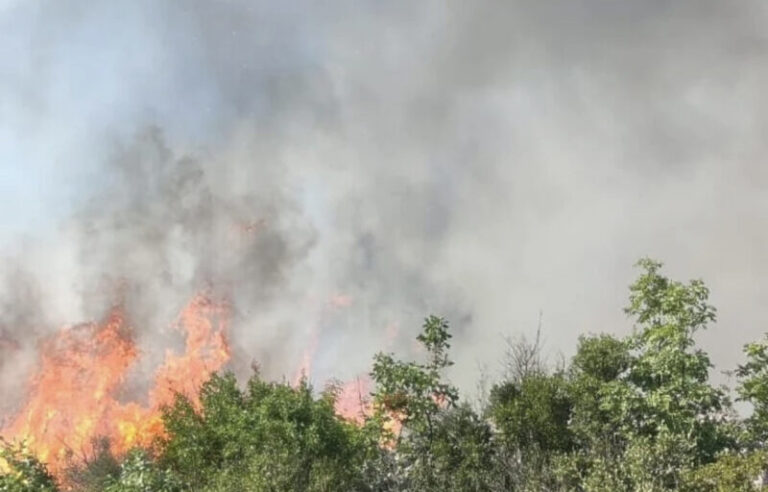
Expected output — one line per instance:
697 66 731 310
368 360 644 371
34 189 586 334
1 1 767 395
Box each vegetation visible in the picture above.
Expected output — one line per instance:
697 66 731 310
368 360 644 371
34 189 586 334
3 258 768 490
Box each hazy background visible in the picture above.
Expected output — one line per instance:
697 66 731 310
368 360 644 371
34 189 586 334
1 1 767 405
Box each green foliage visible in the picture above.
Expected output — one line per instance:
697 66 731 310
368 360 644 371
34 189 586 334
624 258 730 466
568 335 631 449
626 258 716 332
8 258 768 491
680 451 768 491
738 335 768 443
62 438 121 491
0 442 58 492
489 373 573 454
571 334 631 383
159 371 375 491
426 405 495 491
103 450 182 492
495 259 736 490
370 316 491 491
371 316 458 436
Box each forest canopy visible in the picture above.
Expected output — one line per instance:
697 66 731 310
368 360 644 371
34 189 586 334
2 259 768 491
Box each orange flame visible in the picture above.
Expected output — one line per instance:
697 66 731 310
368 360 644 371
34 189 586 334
334 377 371 424
293 327 319 387
1 286 410 477
333 375 403 445
292 294 353 387
0 294 230 475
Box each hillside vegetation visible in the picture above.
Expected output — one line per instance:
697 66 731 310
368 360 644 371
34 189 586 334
3 259 768 491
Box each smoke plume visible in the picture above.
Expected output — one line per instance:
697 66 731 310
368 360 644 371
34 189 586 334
1 0 767 407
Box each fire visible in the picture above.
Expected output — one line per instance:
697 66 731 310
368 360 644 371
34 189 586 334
292 294 353 387
0 286 406 478
332 320 404 436
293 326 319 387
150 295 230 409
0 294 230 475
333 376 404 445
334 377 372 424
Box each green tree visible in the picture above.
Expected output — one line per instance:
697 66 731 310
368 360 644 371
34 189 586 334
426 404 495 492
159 371 376 491
4 258 756 492
737 334 768 443
564 335 634 489
489 373 573 455
370 315 479 491
103 449 181 492
61 438 121 491
569 334 632 445
558 259 734 490
571 334 631 384
0 441 58 492
488 372 573 491
370 316 458 440
680 451 767 491
624 259 730 466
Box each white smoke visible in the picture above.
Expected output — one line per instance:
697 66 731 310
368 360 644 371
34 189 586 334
1 1 767 407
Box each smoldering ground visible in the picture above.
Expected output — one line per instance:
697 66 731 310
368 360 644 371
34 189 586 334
1 1 767 412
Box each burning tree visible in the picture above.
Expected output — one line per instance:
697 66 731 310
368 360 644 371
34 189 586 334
0 295 230 477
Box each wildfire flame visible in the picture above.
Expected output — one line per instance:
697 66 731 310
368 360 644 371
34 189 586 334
0 294 230 475
332 321 404 440
333 377 403 444
0 288 402 479
334 377 372 425
292 294 353 387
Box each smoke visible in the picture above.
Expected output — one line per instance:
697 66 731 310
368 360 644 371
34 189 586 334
1 0 768 406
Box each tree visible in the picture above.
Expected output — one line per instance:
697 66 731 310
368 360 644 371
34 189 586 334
159 371 375 491
425 404 496 492
737 334 768 443
624 259 731 467
489 373 573 455
488 372 573 491
2 258 758 492
564 335 635 489
568 334 632 447
103 450 181 492
369 315 467 490
62 437 121 492
370 316 458 443
558 259 734 490
0 441 58 492
571 334 631 384
680 451 768 491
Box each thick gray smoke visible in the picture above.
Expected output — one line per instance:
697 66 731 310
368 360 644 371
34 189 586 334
1 1 767 409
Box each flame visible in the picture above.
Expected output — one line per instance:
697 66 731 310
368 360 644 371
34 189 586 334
328 294 352 309
330 318 404 434
0 286 410 477
293 326 319 387
334 377 372 424
150 295 231 409
333 375 403 446
0 332 19 353
0 294 230 475
292 294 353 387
